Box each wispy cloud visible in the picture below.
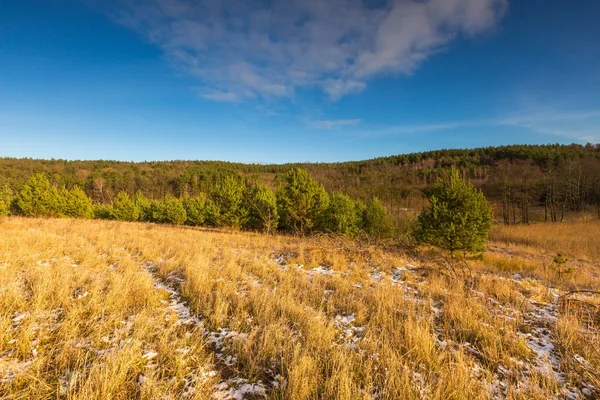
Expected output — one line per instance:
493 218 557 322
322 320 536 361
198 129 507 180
347 108 600 142
198 89 241 103
95 0 507 102
496 109 600 142
311 119 361 130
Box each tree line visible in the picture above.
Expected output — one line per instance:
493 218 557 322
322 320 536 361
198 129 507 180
1 169 395 239
1 143 599 224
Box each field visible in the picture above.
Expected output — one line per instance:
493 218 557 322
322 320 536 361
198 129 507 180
1 217 599 399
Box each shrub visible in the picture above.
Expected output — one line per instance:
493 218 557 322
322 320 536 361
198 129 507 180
111 192 140 221
150 195 187 225
0 185 13 216
183 194 208 226
203 199 221 227
13 174 63 217
133 191 152 222
244 183 278 234
362 198 395 239
416 167 493 256
210 176 248 228
551 252 572 279
276 168 329 234
318 192 359 236
93 203 114 219
60 186 93 218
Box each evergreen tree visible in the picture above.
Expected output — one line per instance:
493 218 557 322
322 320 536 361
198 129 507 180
203 199 221 227
133 190 152 222
150 195 187 225
416 167 493 255
210 176 248 228
183 194 208 226
244 183 278 234
60 186 93 218
276 168 330 234
111 192 140 221
319 192 359 236
93 203 114 219
0 185 13 216
13 174 63 217
362 198 395 239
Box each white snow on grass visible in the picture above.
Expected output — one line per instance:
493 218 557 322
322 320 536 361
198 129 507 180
142 350 158 361
143 262 270 399
309 265 334 276
0 359 34 383
391 267 406 283
214 378 267 400
371 268 383 282
11 312 28 326
334 314 366 350
520 300 563 381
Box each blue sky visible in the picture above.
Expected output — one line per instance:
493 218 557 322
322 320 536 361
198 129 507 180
1 0 599 163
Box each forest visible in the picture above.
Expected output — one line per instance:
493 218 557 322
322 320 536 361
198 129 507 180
1 143 599 224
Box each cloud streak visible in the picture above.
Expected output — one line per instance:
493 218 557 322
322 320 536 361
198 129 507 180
311 119 361 129
347 108 600 142
97 0 507 101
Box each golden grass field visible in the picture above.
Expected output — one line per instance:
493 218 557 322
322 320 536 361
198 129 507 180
1 217 599 399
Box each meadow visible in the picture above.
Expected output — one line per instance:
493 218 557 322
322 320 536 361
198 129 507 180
1 217 599 399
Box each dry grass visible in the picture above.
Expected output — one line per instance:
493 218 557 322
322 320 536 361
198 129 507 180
490 222 600 261
485 222 600 290
0 217 599 399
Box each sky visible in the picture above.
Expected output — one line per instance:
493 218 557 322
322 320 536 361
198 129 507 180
1 0 599 163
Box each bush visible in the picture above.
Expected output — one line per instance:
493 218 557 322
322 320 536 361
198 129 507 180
60 186 93 218
276 168 329 234
93 203 114 219
203 199 221 227
0 185 13 216
416 167 493 256
133 191 152 222
183 194 208 226
111 192 140 221
210 176 248 228
362 198 395 239
318 192 359 236
244 183 278 234
13 174 63 217
150 195 187 225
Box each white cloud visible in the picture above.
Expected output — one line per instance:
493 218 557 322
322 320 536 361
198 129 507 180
98 0 507 101
311 119 361 129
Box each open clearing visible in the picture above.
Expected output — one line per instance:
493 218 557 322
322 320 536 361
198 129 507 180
1 218 599 399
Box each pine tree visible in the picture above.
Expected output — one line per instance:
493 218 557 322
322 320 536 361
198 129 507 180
318 192 359 236
244 183 278 234
183 194 208 226
111 192 140 221
93 203 114 219
60 186 93 218
362 198 395 239
416 167 493 256
150 195 187 225
203 199 221 227
276 168 329 234
133 191 151 222
13 174 63 217
210 176 248 228
0 185 13 216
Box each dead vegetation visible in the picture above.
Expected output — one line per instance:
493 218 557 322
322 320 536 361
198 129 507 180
0 217 599 399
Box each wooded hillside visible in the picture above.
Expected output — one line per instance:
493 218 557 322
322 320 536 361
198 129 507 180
1 143 599 223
